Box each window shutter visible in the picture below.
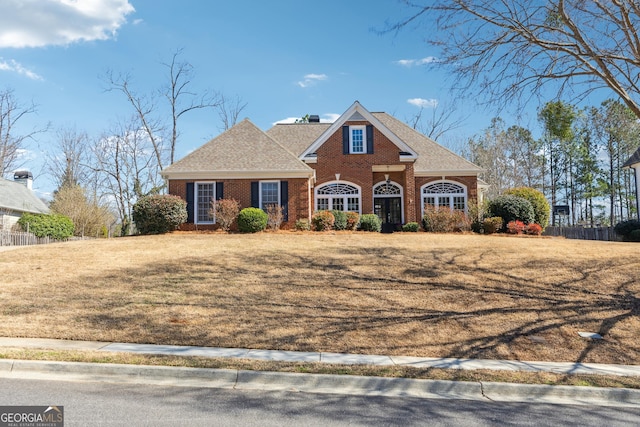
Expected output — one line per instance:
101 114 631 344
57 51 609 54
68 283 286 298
342 126 349 154
251 181 259 208
186 182 194 223
216 182 224 200
366 125 374 154
280 181 289 222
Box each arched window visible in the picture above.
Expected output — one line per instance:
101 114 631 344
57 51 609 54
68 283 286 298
373 181 402 196
421 181 467 214
315 181 361 213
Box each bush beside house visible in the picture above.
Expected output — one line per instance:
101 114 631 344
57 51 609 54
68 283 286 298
237 207 268 233
18 213 74 240
133 195 187 235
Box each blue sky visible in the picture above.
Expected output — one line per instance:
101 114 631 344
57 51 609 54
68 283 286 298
1 0 534 198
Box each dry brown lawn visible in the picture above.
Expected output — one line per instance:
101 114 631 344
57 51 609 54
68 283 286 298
0 232 638 365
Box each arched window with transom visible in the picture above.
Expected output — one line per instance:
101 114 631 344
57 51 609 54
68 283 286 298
421 181 467 215
373 181 404 224
315 181 361 213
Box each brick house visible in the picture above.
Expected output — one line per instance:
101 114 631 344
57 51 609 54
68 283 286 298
161 101 484 230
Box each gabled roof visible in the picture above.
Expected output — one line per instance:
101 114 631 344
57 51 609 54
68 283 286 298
624 147 640 168
299 101 419 160
161 119 314 180
266 122 331 157
372 112 483 176
0 178 50 214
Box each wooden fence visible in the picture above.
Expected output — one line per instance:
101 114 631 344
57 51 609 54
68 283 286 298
0 230 56 247
543 226 621 242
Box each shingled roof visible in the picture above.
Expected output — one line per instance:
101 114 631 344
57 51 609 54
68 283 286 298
161 119 314 179
0 178 50 214
266 122 331 157
371 112 482 175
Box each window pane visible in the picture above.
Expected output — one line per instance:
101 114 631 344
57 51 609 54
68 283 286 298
347 197 359 212
453 196 466 211
438 196 451 209
424 196 436 208
197 183 215 223
332 198 344 211
317 198 329 211
261 182 279 210
351 128 364 153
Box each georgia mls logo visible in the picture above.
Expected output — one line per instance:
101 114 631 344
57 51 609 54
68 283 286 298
0 405 64 427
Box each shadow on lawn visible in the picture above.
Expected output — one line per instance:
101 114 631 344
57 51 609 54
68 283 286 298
63 245 640 365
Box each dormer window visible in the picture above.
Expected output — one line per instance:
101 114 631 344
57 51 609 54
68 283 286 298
350 126 365 153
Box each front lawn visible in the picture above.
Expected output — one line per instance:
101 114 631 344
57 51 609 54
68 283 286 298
0 232 638 365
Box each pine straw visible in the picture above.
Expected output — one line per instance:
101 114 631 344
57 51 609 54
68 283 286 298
0 232 638 365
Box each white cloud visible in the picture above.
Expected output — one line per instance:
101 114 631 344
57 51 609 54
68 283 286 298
296 73 328 88
408 98 439 108
395 57 439 67
0 0 135 48
0 58 42 80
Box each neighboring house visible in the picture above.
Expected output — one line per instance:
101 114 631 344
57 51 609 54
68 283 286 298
0 171 50 230
161 101 484 230
623 147 640 220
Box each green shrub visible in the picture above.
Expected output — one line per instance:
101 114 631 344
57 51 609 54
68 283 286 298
358 214 381 232
237 207 268 233
482 217 503 234
614 219 640 241
630 229 640 242
402 222 420 232
504 187 550 229
311 210 335 231
18 213 74 240
331 210 348 230
345 212 360 230
295 218 311 231
487 195 535 229
132 195 187 235
422 206 470 233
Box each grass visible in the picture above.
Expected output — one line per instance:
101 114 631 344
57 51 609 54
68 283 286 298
0 232 638 369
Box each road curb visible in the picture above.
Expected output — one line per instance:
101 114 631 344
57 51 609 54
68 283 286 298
2 359 639 407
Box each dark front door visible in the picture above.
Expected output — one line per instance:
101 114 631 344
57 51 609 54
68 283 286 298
374 197 402 226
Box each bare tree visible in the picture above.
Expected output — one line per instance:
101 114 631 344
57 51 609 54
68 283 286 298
162 48 222 163
46 126 92 191
216 93 247 131
407 102 468 141
392 1 640 119
90 118 163 235
0 88 46 176
104 70 167 170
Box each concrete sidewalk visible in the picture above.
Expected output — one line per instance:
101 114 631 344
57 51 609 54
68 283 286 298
1 337 639 407
1 337 639 377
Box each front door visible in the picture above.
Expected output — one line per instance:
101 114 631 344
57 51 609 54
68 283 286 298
374 197 402 226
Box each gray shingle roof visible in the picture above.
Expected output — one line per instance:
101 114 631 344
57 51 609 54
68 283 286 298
624 147 640 168
371 112 483 174
162 119 314 178
0 178 50 214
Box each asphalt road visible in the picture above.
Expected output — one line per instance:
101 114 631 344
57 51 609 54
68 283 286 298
2 378 640 427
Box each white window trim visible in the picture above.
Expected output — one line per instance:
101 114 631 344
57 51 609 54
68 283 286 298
195 181 216 225
259 180 280 211
349 125 367 154
314 180 362 214
373 181 405 224
420 180 468 217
